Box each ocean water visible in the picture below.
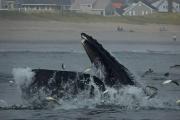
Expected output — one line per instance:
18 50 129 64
0 43 180 120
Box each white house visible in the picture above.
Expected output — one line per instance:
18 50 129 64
92 0 112 16
0 0 8 10
123 1 156 16
152 0 180 12
173 0 180 12
152 0 169 12
71 0 96 12
0 0 2 9
70 0 112 16
16 0 72 12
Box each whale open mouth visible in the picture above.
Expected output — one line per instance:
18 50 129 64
81 33 135 87
81 33 100 64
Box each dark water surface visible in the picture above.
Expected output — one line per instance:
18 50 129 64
0 43 180 120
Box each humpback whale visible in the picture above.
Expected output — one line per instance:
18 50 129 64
16 33 156 105
81 33 136 87
80 33 157 96
20 69 105 104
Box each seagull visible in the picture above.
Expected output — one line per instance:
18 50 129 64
84 68 91 73
164 72 170 77
172 34 177 41
61 64 65 70
103 90 109 95
9 80 15 86
162 80 179 86
45 97 60 105
9 80 14 84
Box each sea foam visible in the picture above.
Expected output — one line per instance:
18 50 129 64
12 67 34 87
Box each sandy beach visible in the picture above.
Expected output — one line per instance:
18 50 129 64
0 20 180 43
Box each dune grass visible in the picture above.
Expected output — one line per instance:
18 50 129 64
0 10 180 25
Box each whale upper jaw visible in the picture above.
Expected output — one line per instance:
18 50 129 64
81 32 135 87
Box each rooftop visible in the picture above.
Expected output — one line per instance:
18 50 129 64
16 0 72 5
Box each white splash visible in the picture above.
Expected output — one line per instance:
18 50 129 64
10 67 178 110
0 99 8 107
55 85 177 110
12 67 34 87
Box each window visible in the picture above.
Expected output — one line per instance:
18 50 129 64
101 11 103 15
177 4 180 9
33 7 36 10
24 7 27 11
133 10 135 16
142 11 144 15
129 11 132 16
139 3 141 6
27 5 30 10
146 11 148 15
45 6 48 10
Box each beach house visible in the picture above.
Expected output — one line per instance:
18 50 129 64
16 0 72 12
0 0 2 9
152 0 180 13
0 0 7 10
123 0 156 16
70 0 113 16
6 0 16 10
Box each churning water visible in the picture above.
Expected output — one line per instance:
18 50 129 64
0 43 180 120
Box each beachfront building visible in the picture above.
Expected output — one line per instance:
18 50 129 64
16 0 72 12
123 1 156 16
111 0 126 16
0 0 2 9
70 0 113 16
173 0 180 12
152 0 180 13
0 0 7 10
6 0 16 10
92 0 113 16
0 0 17 10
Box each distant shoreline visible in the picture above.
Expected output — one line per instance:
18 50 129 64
1 11 180 25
